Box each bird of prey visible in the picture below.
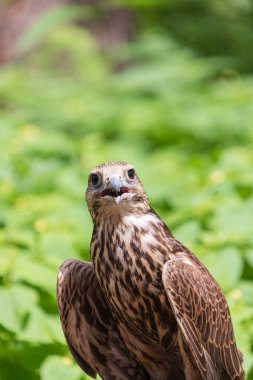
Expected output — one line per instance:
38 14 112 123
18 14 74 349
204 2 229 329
57 161 244 380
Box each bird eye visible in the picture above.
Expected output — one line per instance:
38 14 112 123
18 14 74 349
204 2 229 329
127 169 135 180
90 174 100 187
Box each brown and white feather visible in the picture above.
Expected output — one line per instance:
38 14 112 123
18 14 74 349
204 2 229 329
57 161 244 380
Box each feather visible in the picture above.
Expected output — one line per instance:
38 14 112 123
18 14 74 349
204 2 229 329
57 259 148 380
58 162 245 380
162 255 244 380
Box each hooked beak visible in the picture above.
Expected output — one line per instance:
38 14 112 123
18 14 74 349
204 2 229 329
101 175 130 198
110 175 121 193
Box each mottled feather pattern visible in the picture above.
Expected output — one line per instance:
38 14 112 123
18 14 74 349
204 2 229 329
163 258 243 380
58 259 149 379
95 161 128 169
57 162 244 380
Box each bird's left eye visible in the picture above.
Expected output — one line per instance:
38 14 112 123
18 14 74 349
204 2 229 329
127 169 135 180
90 174 101 187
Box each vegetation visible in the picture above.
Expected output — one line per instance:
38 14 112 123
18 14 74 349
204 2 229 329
0 4 253 380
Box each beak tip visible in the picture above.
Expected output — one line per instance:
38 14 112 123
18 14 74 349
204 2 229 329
110 176 121 192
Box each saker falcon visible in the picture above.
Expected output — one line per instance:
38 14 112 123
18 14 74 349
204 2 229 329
57 161 244 380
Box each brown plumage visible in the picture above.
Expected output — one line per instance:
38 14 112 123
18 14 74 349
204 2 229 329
57 161 244 380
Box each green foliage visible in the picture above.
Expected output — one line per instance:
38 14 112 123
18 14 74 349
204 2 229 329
115 0 253 73
1 10 253 380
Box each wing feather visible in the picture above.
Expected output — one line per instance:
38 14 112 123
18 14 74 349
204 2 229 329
57 259 147 380
162 255 244 380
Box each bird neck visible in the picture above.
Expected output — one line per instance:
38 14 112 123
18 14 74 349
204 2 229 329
89 198 150 225
90 208 173 266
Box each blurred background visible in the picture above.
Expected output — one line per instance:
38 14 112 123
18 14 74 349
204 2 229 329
0 0 253 379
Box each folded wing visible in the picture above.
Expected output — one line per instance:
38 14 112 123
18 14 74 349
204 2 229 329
57 259 148 380
162 255 244 380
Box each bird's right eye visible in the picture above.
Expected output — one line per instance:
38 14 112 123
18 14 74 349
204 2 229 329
90 174 100 187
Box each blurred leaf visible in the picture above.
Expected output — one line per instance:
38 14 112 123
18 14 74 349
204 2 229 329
246 250 253 268
15 343 65 373
18 5 91 53
201 248 243 292
0 285 38 333
0 359 38 380
18 308 65 344
210 199 253 244
237 281 253 307
39 233 76 263
12 255 56 294
40 356 82 380
173 220 201 246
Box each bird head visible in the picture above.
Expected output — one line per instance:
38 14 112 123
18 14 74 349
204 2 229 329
86 162 149 221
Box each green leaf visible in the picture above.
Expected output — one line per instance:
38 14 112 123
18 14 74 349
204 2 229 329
17 5 90 53
201 248 243 292
15 343 65 372
39 233 76 263
246 249 253 268
173 220 201 246
0 359 39 380
210 199 253 244
0 285 38 333
12 254 56 294
40 356 82 380
18 307 65 345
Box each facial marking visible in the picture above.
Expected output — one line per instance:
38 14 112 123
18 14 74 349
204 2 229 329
86 162 150 220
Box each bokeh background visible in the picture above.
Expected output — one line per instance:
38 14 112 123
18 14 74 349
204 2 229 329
1 1 253 379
